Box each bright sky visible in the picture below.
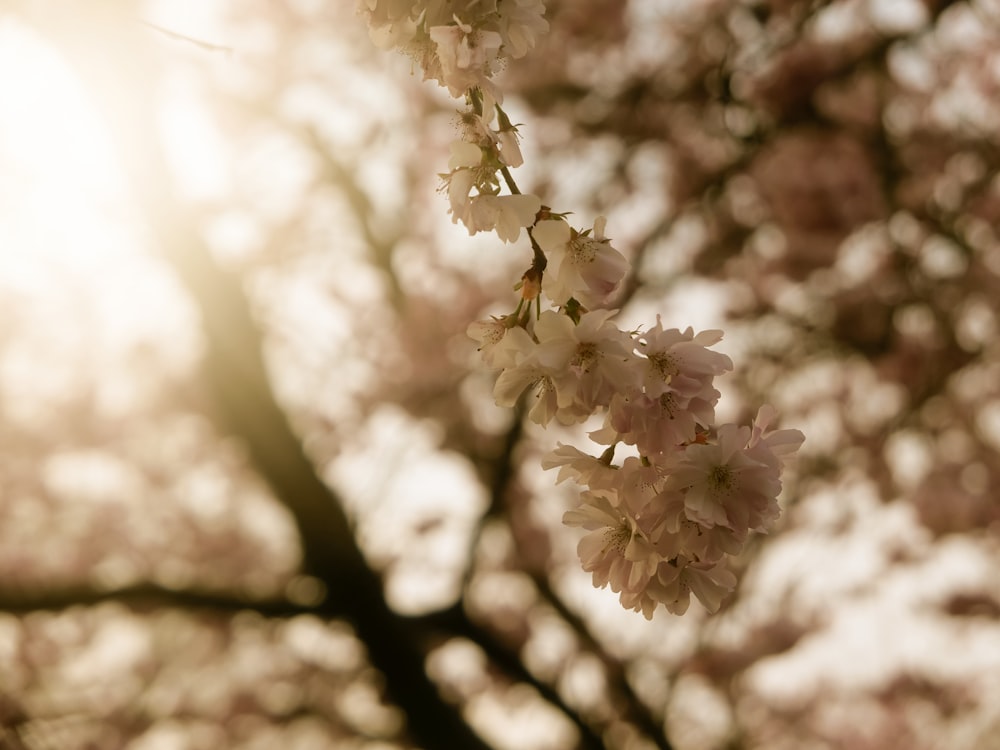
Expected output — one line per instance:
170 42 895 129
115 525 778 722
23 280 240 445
0 20 125 264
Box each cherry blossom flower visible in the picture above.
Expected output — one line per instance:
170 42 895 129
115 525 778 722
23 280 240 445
638 319 733 399
662 423 764 530
649 557 738 616
442 138 540 241
599 388 715 457
533 217 629 308
532 308 639 419
443 140 486 218
496 0 549 58
455 108 522 168
429 20 503 97
495 121 524 168
467 315 519 369
653 488 744 563
491 327 563 425
660 417 802 538
541 443 619 489
563 489 662 598
749 404 807 464
358 0 419 49
459 192 541 243
615 455 665 512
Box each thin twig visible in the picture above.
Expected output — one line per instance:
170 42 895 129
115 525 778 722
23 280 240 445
139 19 233 55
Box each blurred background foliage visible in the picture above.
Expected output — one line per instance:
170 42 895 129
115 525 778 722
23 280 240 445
1 0 1000 748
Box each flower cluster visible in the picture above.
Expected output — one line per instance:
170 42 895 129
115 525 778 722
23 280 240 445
443 108 541 242
360 1 804 618
359 0 548 99
473 289 803 616
359 0 547 241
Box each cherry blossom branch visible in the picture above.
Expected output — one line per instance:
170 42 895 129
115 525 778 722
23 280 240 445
359 0 803 622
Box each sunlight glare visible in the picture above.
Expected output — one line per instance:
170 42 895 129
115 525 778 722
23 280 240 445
0 19 127 272
0 19 206 424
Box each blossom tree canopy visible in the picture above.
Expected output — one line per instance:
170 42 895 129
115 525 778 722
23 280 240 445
1 1 999 749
